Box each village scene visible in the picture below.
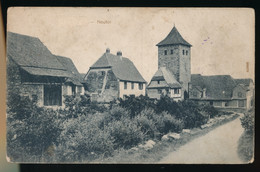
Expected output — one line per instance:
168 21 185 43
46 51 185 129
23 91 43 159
6 8 254 163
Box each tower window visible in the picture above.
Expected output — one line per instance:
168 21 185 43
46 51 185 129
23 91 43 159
157 81 160 84
186 50 188 55
182 50 185 55
164 50 167 55
171 49 173 54
124 81 127 89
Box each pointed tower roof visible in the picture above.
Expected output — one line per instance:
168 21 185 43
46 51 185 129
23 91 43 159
157 26 191 47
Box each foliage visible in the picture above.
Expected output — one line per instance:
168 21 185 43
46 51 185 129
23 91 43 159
240 110 254 133
118 95 155 118
7 95 62 162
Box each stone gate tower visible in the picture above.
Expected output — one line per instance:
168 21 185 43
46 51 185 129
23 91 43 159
156 26 192 98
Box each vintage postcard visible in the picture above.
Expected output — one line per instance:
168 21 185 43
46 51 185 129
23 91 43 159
6 7 254 163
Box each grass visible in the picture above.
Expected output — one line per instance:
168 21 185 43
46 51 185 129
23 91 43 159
94 113 240 163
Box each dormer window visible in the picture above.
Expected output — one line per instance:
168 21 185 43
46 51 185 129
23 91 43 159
164 50 167 55
182 50 185 55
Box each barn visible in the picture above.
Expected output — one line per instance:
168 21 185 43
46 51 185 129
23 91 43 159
7 32 84 107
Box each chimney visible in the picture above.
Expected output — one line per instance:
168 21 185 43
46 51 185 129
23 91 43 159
117 51 122 56
106 48 110 53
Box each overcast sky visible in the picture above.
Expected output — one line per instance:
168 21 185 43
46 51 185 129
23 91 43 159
7 7 255 82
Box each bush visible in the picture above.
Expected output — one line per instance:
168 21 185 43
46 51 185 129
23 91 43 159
135 108 159 139
118 95 155 118
7 98 62 162
107 117 145 149
57 115 114 161
153 111 184 134
240 110 254 133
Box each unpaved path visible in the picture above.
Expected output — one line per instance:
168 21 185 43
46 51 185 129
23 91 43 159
160 115 244 164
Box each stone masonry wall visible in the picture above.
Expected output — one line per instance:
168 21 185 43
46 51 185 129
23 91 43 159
158 45 180 81
85 68 119 102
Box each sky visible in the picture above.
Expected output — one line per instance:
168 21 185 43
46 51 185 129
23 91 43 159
7 7 255 82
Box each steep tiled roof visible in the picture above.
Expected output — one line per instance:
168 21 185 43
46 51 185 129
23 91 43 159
234 78 253 87
191 74 238 100
7 32 82 86
55 56 84 86
90 52 146 83
7 32 70 77
157 26 191 47
148 67 181 88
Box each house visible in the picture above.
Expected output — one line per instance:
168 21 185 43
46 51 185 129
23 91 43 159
189 74 254 110
7 32 84 107
84 49 146 102
146 67 182 100
147 26 191 100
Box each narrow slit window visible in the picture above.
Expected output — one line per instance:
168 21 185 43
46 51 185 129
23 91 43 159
182 50 185 55
164 50 167 55
171 49 173 54
131 82 134 89
186 50 188 55
124 81 127 89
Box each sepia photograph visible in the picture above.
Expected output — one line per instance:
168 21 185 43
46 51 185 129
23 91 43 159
6 7 255 164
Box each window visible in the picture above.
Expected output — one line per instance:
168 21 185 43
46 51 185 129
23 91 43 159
224 102 228 107
158 89 162 94
44 85 62 106
164 50 167 55
101 71 105 76
210 101 213 105
182 50 185 55
124 81 127 89
157 80 160 84
186 50 188 55
77 86 82 93
139 83 143 90
171 49 173 54
131 82 134 89
238 100 245 107
174 88 179 94
238 92 242 97
72 85 76 95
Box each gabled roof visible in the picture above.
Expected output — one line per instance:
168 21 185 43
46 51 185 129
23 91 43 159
234 78 253 87
7 32 82 85
148 67 181 88
7 32 70 77
90 52 146 83
55 56 84 86
157 26 191 47
191 74 238 100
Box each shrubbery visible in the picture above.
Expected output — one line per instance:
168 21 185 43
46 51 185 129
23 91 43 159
240 110 254 133
7 94 62 162
7 92 220 162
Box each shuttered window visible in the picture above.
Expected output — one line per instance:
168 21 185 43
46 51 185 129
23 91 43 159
44 85 62 106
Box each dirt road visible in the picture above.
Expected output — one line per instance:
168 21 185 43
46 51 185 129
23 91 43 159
160 116 244 164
